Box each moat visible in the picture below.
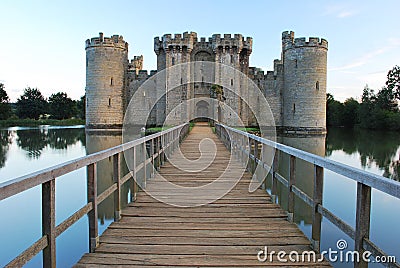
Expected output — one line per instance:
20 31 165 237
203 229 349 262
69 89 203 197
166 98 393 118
0 125 399 267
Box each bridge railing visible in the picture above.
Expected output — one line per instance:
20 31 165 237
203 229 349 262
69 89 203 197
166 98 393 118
0 123 189 268
215 123 400 268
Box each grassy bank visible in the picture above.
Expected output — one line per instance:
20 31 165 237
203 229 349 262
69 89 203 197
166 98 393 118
0 118 85 127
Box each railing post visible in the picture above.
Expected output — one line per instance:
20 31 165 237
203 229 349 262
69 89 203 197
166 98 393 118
42 179 56 268
253 140 259 176
156 136 161 171
87 163 98 252
287 155 296 222
150 138 155 178
131 146 137 202
113 153 121 221
271 150 279 203
312 164 324 252
143 141 147 188
355 182 371 268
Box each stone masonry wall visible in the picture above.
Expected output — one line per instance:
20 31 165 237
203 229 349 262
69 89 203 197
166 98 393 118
86 33 128 128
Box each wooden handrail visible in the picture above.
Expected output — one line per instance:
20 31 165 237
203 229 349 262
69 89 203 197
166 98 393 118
215 123 400 268
1 123 189 267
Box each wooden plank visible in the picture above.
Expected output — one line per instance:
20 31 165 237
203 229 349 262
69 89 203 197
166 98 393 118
312 164 324 252
87 163 99 252
78 253 331 266
113 153 121 221
5 236 47 268
355 182 371 268
42 179 56 268
56 203 93 237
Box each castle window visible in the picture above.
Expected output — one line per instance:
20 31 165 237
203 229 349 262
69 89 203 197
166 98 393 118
108 98 111 107
86 57 88 67
231 79 233 86
293 103 296 113
171 57 175 66
110 77 113 86
230 55 234 64
181 78 183 84
316 81 320 90
294 59 298 68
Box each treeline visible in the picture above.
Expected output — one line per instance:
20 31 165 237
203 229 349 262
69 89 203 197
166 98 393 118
327 66 400 131
0 84 85 120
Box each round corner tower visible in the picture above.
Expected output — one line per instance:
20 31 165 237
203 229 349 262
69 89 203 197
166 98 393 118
281 31 328 133
85 32 128 130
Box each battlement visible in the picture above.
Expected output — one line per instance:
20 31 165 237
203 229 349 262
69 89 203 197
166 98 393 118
154 32 252 53
211 34 252 52
128 55 144 74
282 31 328 51
154 32 198 52
86 32 128 50
128 69 157 80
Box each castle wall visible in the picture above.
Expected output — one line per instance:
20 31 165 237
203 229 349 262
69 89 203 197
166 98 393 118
85 33 128 129
282 31 328 132
86 31 328 133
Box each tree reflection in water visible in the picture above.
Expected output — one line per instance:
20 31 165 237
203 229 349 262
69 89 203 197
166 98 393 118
0 130 12 168
16 127 85 159
326 128 400 181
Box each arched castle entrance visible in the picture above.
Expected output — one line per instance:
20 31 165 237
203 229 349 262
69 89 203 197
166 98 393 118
195 100 209 121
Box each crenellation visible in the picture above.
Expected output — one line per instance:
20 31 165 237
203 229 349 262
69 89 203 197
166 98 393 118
283 31 328 51
86 32 128 50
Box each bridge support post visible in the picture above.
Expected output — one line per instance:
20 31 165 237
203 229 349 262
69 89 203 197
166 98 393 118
143 142 147 188
355 183 371 268
287 155 296 222
311 164 323 252
271 150 279 204
87 163 99 252
150 139 155 178
42 179 56 268
156 136 161 171
113 153 121 221
131 146 137 202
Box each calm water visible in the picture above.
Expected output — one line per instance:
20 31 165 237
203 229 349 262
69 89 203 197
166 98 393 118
0 126 399 267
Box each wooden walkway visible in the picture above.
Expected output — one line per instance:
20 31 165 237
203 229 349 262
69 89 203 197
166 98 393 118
76 123 331 267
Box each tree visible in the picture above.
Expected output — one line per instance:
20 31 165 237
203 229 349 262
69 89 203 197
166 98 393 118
342 98 359 127
0 83 12 120
386 65 400 100
48 92 77 119
76 94 85 119
16 87 47 119
376 86 398 112
326 93 344 126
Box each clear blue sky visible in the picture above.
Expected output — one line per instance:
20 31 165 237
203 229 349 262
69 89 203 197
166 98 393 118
0 0 399 102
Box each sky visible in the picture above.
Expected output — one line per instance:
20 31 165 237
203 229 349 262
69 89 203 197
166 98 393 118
0 0 399 102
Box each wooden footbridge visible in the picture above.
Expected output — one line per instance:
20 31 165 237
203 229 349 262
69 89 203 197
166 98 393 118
1 122 399 267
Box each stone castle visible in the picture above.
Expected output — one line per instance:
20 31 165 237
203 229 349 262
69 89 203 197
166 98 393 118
85 31 328 133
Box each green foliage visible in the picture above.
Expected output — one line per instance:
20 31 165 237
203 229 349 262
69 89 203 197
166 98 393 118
386 65 400 100
210 84 224 99
326 93 344 126
76 94 86 119
327 82 400 130
0 83 12 120
16 87 47 119
0 118 85 127
48 92 77 119
342 98 359 127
